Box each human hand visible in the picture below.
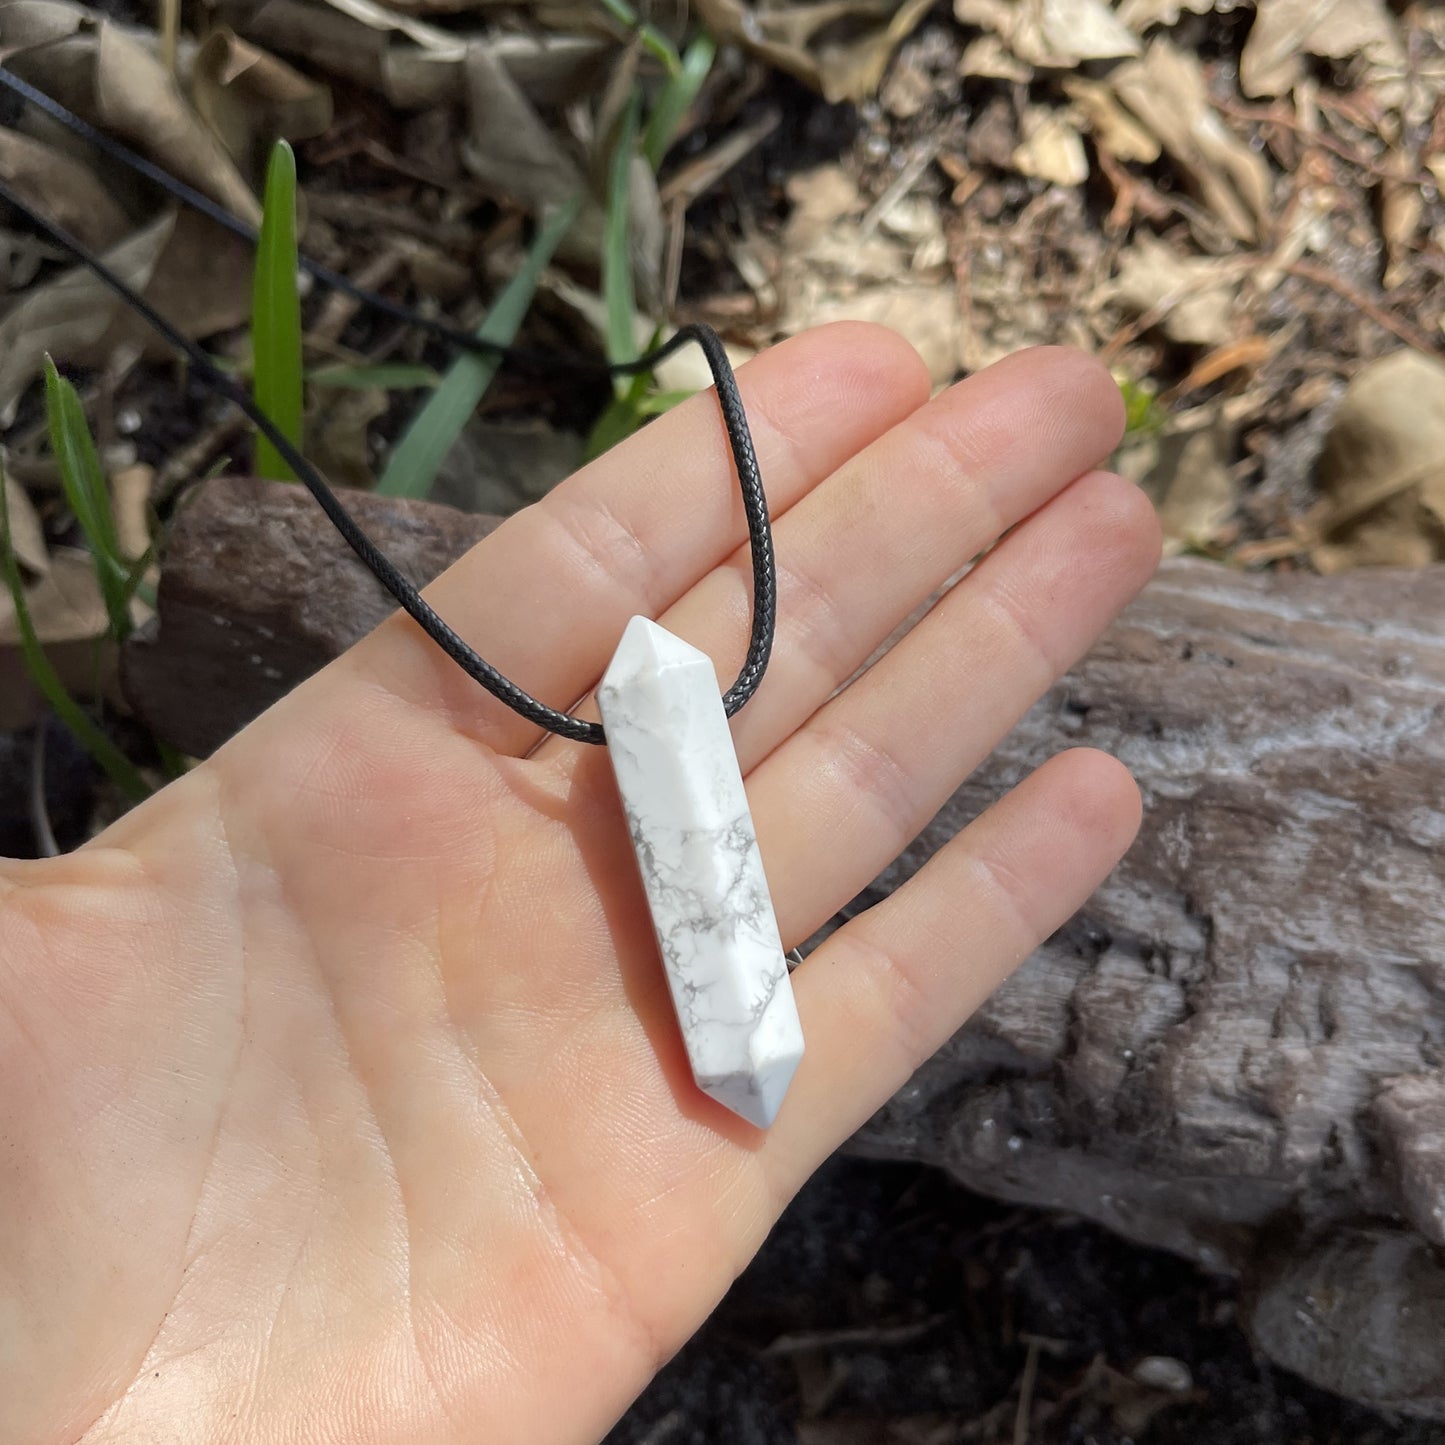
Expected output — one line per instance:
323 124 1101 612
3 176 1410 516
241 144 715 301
0 325 1159 1444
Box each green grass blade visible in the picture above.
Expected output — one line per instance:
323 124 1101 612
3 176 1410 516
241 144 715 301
252 140 304 481
0 464 149 803
598 0 681 74
643 32 715 169
604 90 643 373
634 387 695 416
377 195 583 499
43 358 130 640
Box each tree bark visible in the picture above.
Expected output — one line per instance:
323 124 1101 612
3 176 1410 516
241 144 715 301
125 479 1445 1416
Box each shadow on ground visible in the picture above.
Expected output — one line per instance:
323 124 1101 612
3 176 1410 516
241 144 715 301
608 1158 1443 1445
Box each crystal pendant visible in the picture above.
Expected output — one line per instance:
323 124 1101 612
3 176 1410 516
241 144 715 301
598 616 804 1128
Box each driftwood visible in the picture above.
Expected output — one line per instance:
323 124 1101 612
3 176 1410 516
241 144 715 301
124 479 1445 1417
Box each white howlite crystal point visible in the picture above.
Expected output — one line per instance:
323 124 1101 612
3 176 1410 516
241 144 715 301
598 616 804 1128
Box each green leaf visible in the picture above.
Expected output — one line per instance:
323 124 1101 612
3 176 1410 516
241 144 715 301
604 90 643 373
0 461 149 803
308 363 441 391
634 387 695 416
598 0 681 74
43 358 130 640
642 32 715 170
377 195 583 499
252 140 304 481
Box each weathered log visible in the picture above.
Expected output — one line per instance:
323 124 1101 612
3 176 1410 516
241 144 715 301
122 478 499 756
847 559 1445 1419
124 479 1445 1416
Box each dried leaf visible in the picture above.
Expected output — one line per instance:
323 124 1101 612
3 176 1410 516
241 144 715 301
0 214 174 425
1011 107 1089 187
1115 0 1220 33
1111 235 1238 345
1314 351 1445 570
110 463 153 565
191 28 333 178
7 19 261 225
778 166 960 385
228 0 604 108
956 0 1139 67
306 385 388 491
0 546 115 729
1110 40 1273 243
0 547 108 645
1119 404 1239 553
384 33 606 109
0 128 129 253
93 23 261 224
306 0 468 54
1151 417 1237 551
1063 77 1161 163
114 210 256 362
0 0 90 49
2 471 48 577
1381 180 1423 292
1177 335 1272 392
431 418 583 514
815 0 933 102
220 0 399 93
1241 0 1405 101
696 0 933 103
958 34 1033 83
462 41 583 212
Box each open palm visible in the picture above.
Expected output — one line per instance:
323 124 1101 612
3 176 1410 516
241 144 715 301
0 326 1158 1445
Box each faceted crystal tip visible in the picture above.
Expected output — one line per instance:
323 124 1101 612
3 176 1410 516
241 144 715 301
702 1040 804 1130
602 614 711 692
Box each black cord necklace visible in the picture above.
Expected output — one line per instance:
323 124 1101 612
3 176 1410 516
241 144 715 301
0 67 777 746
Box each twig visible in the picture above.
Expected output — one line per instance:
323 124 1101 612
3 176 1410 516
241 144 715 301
860 138 942 241
1013 1335 1042 1445
764 1315 947 1355
635 1410 684 1445
152 408 250 502
658 107 780 208
159 0 180 76
29 719 59 858
302 192 476 248
1285 260 1439 355
1214 96 1432 187
309 245 407 346
1098 258 1255 365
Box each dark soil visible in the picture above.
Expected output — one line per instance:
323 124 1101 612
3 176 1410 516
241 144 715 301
609 1158 1445 1445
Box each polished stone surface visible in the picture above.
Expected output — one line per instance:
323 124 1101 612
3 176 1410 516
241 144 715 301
599 617 803 1128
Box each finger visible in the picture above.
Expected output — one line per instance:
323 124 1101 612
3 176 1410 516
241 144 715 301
342 323 930 756
533 347 1126 768
752 468 1160 944
762 747 1142 1194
